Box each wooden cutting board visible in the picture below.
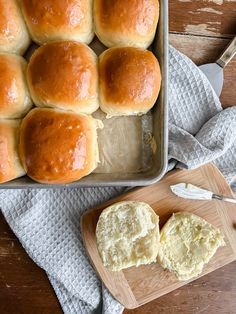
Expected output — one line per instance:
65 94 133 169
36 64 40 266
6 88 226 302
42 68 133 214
80 163 236 309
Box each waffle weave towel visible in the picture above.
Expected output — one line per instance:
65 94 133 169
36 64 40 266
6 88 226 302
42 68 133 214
1 46 236 313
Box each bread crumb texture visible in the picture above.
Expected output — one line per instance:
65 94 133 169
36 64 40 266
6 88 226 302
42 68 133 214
96 201 159 271
158 212 225 281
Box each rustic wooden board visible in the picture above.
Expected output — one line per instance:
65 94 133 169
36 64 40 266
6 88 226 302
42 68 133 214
170 34 236 108
0 214 62 314
169 0 236 38
81 163 236 309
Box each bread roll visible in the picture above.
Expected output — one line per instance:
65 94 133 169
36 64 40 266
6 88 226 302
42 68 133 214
96 201 160 271
27 41 99 114
99 47 161 117
94 0 159 49
0 0 30 55
21 0 94 45
0 54 32 119
19 108 102 184
0 120 26 184
158 212 225 281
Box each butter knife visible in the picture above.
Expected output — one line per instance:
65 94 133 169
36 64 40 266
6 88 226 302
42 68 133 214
170 183 236 204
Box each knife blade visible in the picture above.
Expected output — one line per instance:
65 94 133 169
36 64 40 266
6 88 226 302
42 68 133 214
199 36 236 97
199 63 223 97
170 183 236 204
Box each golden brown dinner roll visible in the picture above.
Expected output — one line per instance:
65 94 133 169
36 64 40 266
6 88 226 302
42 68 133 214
27 41 99 114
19 108 102 184
0 0 30 55
21 0 94 45
99 47 161 117
0 120 26 184
94 0 159 49
0 54 32 119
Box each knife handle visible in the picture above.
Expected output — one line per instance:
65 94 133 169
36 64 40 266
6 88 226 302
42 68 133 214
212 193 236 204
216 37 236 68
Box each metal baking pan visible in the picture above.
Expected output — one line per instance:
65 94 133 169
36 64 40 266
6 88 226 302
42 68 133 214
1 0 168 189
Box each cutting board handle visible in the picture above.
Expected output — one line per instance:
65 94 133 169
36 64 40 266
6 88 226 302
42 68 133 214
216 36 236 68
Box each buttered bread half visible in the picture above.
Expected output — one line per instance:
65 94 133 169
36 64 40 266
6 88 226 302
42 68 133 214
96 201 160 271
158 212 225 281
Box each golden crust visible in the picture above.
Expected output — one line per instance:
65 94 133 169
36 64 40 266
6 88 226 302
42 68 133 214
94 0 159 48
99 47 161 117
0 54 32 119
0 0 30 54
27 41 99 114
19 108 100 184
21 0 94 45
0 120 25 184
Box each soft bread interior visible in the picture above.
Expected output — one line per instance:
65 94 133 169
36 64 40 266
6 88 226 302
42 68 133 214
96 201 160 271
91 118 104 168
158 212 225 281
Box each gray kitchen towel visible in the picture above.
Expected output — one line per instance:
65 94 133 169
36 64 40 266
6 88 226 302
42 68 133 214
1 46 236 314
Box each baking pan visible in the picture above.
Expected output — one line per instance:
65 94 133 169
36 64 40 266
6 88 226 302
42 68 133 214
1 0 168 189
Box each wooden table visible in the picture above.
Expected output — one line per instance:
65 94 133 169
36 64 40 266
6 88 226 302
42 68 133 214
1 1 236 313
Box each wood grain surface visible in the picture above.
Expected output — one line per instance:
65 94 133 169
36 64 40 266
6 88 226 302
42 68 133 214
1 0 236 313
169 34 236 107
0 213 62 314
169 0 236 38
81 164 236 309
